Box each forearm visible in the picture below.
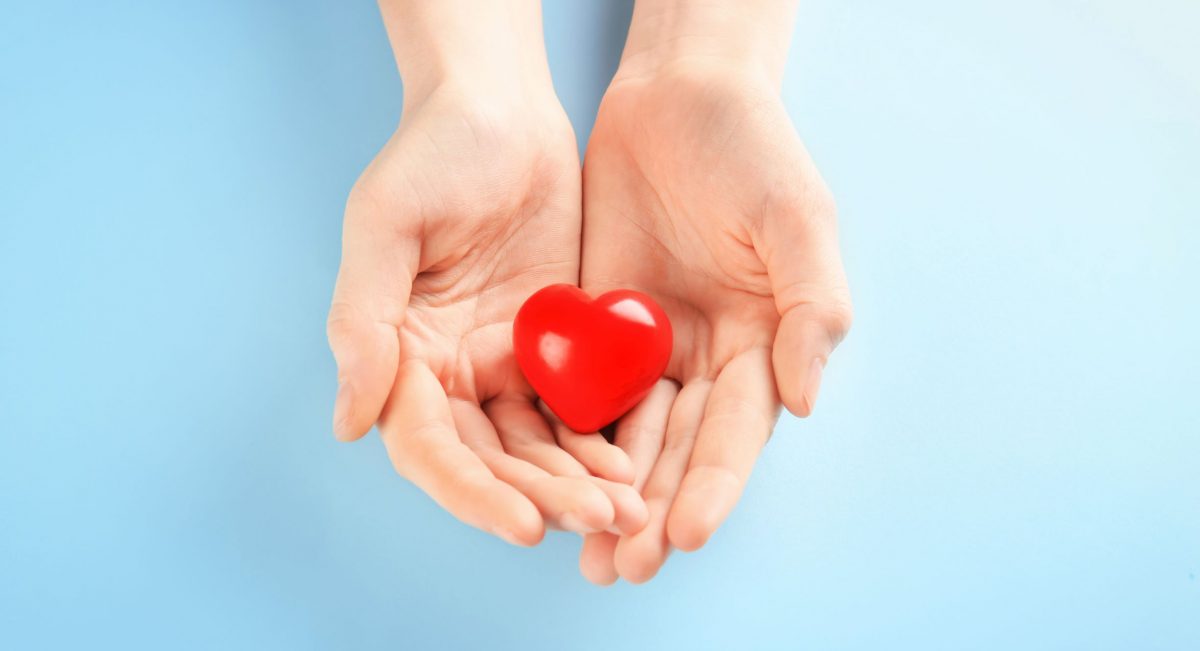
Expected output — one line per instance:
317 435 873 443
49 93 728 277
378 0 555 109
617 0 800 85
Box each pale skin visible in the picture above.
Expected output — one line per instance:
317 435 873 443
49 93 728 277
328 0 647 545
574 0 853 584
329 0 851 582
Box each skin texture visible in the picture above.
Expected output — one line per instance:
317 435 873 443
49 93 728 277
332 0 850 582
576 0 853 584
328 1 647 547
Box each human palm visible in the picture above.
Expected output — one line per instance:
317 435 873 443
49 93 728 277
329 90 645 546
578 68 853 583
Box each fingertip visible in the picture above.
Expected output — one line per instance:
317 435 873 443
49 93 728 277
780 390 812 419
581 564 618 586
772 322 808 418
598 480 649 536
575 487 618 533
802 357 825 416
332 381 369 441
466 472 544 547
774 305 844 418
617 553 664 585
624 501 650 537
497 501 545 547
666 469 742 552
665 513 710 553
614 525 669 584
492 525 540 548
327 303 401 441
613 495 672 583
556 429 637 484
579 533 619 586
779 356 826 418
619 492 650 537
549 478 616 534
605 448 637 485
335 430 370 443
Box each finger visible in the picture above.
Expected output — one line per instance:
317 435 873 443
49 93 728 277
613 379 679 491
327 294 404 441
378 361 543 546
666 349 779 552
579 533 619 586
453 400 615 535
487 398 648 535
543 404 635 484
486 396 590 478
587 477 647 535
489 397 647 535
581 380 676 584
613 381 711 584
327 194 419 441
772 306 850 417
759 179 852 417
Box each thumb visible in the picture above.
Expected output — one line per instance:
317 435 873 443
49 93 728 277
771 302 851 417
327 202 418 441
327 297 402 442
760 180 853 418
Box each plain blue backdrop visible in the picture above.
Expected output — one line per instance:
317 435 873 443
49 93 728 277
2 1 1198 649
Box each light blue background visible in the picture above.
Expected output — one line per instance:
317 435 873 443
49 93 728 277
2 1 1197 649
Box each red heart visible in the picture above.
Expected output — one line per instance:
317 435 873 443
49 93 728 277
514 284 673 433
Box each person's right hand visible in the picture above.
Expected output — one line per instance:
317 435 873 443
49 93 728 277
327 61 647 546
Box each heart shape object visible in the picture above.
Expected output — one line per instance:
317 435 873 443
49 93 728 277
514 284 673 433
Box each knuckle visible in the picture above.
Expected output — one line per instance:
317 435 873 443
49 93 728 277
344 175 426 247
705 397 775 434
662 429 698 457
822 301 855 340
765 175 838 228
387 422 452 476
780 298 854 348
325 301 363 342
704 396 757 421
616 422 662 443
345 175 384 217
811 182 837 218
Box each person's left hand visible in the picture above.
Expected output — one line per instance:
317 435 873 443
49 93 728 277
575 63 853 584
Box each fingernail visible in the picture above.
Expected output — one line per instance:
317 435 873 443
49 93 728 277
491 526 523 546
332 381 353 440
802 358 825 417
559 511 596 534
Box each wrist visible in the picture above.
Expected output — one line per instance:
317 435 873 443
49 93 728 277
379 0 556 111
396 77 574 158
401 69 559 118
615 0 799 86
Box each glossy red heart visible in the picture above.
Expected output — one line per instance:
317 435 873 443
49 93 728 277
514 284 673 433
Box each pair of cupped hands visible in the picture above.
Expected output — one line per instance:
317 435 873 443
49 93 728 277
327 50 851 584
